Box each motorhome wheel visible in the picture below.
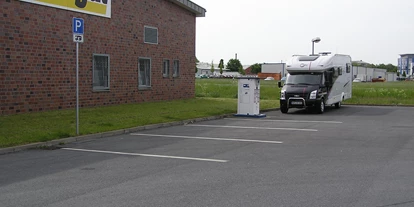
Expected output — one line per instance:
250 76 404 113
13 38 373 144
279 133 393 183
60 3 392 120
317 99 325 114
335 101 341 109
280 105 288 114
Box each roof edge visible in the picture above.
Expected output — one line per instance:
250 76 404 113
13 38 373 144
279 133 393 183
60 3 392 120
170 0 206 17
400 54 414 57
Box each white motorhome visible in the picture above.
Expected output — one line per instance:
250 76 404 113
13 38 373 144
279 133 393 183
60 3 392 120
278 52 353 114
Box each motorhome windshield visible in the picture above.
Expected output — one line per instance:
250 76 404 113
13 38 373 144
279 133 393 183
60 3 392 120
286 73 322 85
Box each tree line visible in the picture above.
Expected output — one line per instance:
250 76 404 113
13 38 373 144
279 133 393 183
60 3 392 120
197 58 400 75
197 58 246 75
352 62 398 73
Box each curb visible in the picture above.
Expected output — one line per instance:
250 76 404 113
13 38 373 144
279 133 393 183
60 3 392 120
1 110 280 156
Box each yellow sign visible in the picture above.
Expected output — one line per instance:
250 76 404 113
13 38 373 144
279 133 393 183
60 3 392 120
19 0 111 18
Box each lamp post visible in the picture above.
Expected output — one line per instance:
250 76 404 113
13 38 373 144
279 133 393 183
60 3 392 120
311 37 321 55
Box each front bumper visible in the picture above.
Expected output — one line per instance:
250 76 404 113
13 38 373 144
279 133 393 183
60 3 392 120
280 98 320 109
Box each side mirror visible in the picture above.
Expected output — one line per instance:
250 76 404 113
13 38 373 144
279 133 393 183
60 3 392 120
278 81 282 88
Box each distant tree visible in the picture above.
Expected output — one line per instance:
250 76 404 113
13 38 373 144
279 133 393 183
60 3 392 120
210 61 215 74
195 57 199 73
353 61 398 72
403 71 407 77
250 63 262 74
218 59 224 75
397 71 400 77
382 64 398 72
239 65 245 75
226 58 242 72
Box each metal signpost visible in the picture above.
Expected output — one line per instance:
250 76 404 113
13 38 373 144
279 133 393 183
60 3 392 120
73 17 84 135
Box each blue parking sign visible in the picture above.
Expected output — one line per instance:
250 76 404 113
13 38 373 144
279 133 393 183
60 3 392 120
72 18 84 34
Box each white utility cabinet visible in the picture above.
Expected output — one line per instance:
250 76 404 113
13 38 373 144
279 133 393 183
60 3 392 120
234 77 266 118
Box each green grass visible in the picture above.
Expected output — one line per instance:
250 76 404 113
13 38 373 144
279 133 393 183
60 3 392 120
0 97 279 148
195 78 280 100
1 79 414 148
344 81 414 105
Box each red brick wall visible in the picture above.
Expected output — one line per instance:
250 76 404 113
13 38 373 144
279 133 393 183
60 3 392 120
1 0 196 115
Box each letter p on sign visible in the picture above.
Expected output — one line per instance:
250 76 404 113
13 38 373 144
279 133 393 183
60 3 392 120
72 18 84 34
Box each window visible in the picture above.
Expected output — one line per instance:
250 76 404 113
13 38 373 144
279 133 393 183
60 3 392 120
173 60 180 77
93 54 110 90
163 59 170 78
144 26 158 44
139 58 151 88
333 67 341 77
346 63 351 73
286 73 322 85
298 56 319 61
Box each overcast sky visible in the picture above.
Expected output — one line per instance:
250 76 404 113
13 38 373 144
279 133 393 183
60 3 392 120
193 0 414 66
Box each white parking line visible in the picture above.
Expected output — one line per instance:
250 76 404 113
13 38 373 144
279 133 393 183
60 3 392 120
186 124 318 132
130 133 283 144
62 148 228 163
225 118 343 124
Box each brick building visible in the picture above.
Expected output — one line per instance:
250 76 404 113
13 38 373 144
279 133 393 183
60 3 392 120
1 0 206 115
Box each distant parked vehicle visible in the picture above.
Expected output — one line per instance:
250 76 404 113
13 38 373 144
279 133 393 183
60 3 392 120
264 77 275 81
353 78 362 82
372 77 385 82
196 74 209 79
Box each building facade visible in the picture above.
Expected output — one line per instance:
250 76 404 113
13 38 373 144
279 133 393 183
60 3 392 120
398 54 414 76
1 0 205 115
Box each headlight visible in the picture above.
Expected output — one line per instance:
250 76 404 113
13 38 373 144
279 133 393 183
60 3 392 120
310 90 317 99
280 90 286 100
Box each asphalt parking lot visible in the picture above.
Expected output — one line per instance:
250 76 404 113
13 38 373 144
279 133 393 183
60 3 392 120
1 105 414 207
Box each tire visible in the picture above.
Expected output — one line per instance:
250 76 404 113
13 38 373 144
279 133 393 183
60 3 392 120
280 105 288 114
335 101 341 109
316 99 325 114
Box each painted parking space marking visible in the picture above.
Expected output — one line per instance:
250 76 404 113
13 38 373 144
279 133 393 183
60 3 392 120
130 133 283 144
62 148 228 163
186 124 318 132
225 118 343 124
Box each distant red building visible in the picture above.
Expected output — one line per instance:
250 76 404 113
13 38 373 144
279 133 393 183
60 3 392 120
244 66 254 75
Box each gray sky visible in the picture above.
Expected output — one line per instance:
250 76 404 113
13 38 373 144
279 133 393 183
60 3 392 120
194 0 414 66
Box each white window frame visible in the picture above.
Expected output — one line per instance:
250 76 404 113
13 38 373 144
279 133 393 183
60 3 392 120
144 26 158 44
92 54 110 91
163 59 170 78
173 60 180 77
138 57 151 88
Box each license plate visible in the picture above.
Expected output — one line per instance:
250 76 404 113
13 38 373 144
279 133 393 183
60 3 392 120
291 101 303 105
